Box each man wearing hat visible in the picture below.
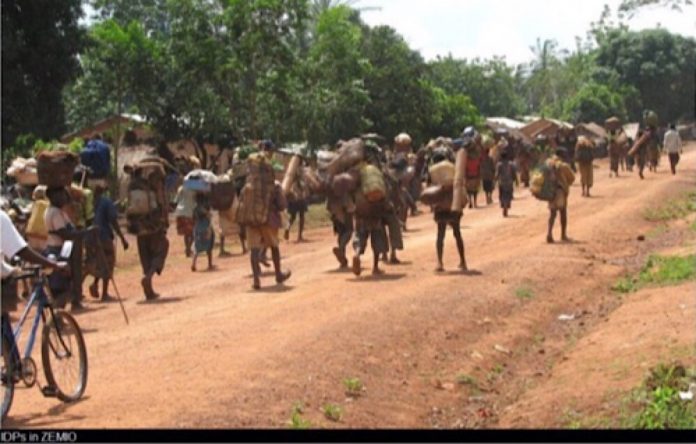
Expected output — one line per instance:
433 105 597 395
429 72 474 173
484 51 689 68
545 147 575 243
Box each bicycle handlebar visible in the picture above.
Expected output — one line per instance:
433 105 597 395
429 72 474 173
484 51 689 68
13 262 69 281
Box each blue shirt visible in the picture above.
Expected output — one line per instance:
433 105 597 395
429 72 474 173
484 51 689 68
94 196 118 241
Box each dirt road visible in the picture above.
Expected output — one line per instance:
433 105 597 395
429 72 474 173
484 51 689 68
6 148 695 429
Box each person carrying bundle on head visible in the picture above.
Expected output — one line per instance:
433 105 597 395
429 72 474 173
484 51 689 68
421 144 467 272
237 147 291 290
574 136 595 198
532 147 575 243
350 140 391 277
480 135 496 206
125 152 170 301
89 183 129 302
495 150 518 218
191 192 215 272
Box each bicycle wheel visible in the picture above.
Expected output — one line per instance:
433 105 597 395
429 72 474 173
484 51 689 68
2 334 15 420
41 311 87 402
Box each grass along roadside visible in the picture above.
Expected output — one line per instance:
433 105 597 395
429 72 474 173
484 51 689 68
612 254 696 294
562 362 696 429
622 362 696 429
643 191 696 222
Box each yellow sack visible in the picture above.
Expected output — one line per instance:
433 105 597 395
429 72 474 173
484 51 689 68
26 199 49 237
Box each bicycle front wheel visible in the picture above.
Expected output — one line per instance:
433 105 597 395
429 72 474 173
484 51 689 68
2 334 15 420
41 311 88 402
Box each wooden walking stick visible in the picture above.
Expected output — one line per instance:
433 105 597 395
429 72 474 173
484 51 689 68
92 229 129 325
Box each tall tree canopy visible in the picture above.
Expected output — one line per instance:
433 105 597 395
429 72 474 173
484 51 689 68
2 0 84 148
595 28 696 122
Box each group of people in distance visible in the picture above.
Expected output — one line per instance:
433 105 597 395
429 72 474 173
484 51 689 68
2 113 686 308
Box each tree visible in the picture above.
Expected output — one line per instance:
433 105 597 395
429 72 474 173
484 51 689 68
618 0 693 17
562 82 627 123
428 56 524 118
2 0 84 148
303 5 371 147
64 20 158 132
595 28 696 122
360 25 433 144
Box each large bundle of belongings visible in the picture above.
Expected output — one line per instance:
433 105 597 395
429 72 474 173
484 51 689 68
6 157 39 186
37 149 79 188
605 116 622 132
530 157 575 202
316 138 389 217
124 157 168 236
421 138 468 211
80 139 111 179
530 162 558 202
236 152 276 227
394 133 413 154
575 136 596 162
216 171 240 237
183 168 235 212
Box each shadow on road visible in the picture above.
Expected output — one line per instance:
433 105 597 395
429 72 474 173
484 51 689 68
4 396 90 428
347 273 407 283
136 297 185 305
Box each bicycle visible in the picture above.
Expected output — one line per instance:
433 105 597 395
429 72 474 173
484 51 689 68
1 265 88 421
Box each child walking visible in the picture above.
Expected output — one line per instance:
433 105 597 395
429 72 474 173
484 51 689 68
191 193 215 272
495 152 518 217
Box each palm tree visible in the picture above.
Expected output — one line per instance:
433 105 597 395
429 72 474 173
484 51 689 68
528 38 560 114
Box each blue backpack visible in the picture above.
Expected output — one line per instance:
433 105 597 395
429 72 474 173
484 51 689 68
80 140 111 178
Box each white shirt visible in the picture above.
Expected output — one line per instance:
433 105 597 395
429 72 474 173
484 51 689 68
1 209 28 278
44 206 71 248
663 130 682 154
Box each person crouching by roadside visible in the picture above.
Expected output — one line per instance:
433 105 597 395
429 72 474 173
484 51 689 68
495 151 518 217
90 184 129 302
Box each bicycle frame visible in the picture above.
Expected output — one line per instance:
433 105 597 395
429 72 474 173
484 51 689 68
6 276 56 369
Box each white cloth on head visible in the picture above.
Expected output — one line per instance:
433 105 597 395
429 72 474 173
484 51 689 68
1 209 28 278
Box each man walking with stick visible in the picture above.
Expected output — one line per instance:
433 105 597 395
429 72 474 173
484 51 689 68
89 184 129 302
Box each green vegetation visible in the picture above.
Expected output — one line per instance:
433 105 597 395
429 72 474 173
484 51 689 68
561 362 696 429
305 204 333 230
289 402 312 429
623 363 696 429
342 377 364 397
5 0 695 161
515 286 535 300
612 255 696 293
646 224 668 239
321 403 343 422
643 193 696 222
456 374 478 387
